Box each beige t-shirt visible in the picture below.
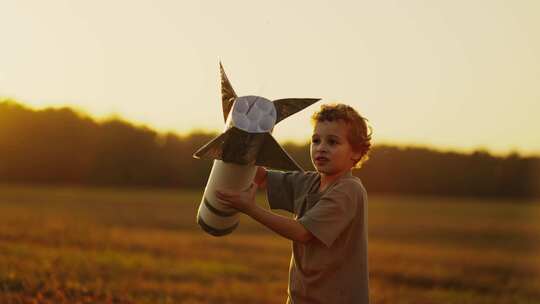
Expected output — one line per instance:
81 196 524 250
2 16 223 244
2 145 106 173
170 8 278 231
267 170 369 304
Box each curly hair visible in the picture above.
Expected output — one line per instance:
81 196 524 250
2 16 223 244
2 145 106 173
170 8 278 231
311 103 372 168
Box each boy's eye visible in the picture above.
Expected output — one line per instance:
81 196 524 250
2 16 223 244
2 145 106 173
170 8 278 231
312 138 320 144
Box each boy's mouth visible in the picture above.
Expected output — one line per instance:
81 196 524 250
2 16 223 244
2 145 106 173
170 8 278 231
315 156 329 163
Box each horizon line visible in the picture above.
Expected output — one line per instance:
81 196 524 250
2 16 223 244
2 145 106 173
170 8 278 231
1 97 538 158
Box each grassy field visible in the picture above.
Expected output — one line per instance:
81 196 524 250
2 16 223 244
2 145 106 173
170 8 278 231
0 184 539 304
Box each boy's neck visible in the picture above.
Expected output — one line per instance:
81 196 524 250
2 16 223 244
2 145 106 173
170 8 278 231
318 169 352 192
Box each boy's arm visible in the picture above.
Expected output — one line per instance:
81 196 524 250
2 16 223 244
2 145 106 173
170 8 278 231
246 204 313 243
216 183 313 243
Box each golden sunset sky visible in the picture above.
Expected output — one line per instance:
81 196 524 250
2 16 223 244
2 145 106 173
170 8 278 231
1 0 539 155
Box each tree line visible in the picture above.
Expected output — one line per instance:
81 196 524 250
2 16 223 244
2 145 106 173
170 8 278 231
1 100 538 198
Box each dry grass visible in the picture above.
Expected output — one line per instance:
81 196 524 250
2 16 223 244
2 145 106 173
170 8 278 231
0 184 539 303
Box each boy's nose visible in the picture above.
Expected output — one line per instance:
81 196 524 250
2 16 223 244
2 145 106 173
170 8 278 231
316 143 328 152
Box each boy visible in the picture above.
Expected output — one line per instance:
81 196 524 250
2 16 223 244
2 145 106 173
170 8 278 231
216 103 371 303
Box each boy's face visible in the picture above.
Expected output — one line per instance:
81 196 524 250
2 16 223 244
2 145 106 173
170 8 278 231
310 120 361 176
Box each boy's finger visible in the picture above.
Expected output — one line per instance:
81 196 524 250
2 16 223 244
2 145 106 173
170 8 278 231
219 199 231 206
216 189 235 197
249 182 258 194
218 188 243 195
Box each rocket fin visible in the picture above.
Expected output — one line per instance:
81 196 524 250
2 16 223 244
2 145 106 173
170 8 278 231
193 129 230 160
273 98 320 124
220 62 237 122
256 134 304 171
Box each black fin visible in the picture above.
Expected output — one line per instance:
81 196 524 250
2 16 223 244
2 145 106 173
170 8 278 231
273 98 320 124
192 129 230 160
255 133 304 171
220 62 237 122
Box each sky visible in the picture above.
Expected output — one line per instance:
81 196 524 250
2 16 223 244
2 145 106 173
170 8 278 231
0 0 539 155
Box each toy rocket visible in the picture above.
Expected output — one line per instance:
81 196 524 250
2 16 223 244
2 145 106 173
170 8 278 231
193 63 320 236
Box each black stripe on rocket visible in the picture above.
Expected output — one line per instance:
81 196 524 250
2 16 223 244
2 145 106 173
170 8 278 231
197 216 239 237
204 197 236 217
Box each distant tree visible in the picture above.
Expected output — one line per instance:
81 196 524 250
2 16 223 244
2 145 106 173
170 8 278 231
0 100 538 198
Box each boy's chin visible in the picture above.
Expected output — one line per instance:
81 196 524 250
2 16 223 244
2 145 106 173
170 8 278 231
314 165 333 175
314 165 352 176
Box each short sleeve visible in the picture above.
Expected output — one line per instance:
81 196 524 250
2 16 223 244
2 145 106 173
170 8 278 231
298 180 360 247
266 170 309 213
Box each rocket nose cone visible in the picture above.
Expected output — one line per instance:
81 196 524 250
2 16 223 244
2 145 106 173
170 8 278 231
234 114 250 130
256 100 274 113
246 107 261 121
234 98 249 113
231 95 276 133
259 116 274 131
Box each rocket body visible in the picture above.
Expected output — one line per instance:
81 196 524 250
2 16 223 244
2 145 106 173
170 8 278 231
196 96 275 236
193 63 319 237
196 160 256 236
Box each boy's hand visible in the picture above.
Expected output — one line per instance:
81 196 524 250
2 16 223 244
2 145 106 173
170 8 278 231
254 166 267 189
216 183 258 214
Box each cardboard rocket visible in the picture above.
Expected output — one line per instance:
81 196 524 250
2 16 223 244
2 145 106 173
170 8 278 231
193 63 320 236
